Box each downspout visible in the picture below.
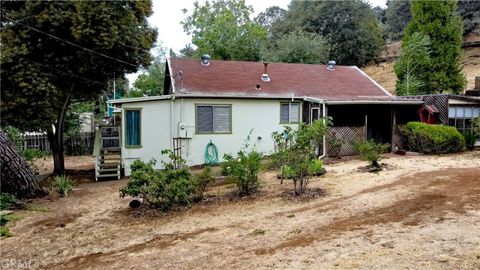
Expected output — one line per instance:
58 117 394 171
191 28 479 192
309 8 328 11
170 95 175 150
319 100 327 159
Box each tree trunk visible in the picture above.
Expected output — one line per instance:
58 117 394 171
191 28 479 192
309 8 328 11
0 130 46 198
50 83 75 175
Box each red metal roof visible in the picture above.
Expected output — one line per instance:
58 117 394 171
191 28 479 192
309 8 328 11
169 58 392 101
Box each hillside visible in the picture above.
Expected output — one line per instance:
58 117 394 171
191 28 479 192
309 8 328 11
362 36 480 95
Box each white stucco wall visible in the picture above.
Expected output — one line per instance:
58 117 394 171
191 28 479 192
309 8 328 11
121 97 300 176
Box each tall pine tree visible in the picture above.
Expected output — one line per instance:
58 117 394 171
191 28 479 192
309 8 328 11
400 0 465 94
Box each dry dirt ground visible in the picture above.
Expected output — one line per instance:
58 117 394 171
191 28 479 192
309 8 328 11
1 152 480 269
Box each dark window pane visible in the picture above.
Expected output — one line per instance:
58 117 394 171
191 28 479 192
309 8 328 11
281 104 289 123
126 110 141 146
197 106 213 133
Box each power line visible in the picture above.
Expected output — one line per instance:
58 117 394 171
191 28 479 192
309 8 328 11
13 54 107 86
4 16 138 68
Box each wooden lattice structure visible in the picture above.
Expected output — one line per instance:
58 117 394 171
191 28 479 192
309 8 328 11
391 124 406 150
326 126 365 157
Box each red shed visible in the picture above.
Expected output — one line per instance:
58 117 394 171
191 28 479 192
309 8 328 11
417 104 439 124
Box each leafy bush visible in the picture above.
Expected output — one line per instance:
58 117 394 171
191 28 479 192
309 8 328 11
355 139 390 168
226 150 262 196
0 193 17 210
326 134 344 158
191 166 215 200
120 150 213 211
220 154 235 176
273 119 330 195
401 122 466 154
223 131 262 196
463 132 477 150
0 227 12 237
54 175 73 197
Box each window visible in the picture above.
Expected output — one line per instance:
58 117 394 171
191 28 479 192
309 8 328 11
125 109 141 147
196 105 232 133
280 102 300 123
448 106 480 134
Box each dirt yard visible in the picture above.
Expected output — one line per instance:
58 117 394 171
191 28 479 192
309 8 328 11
1 152 480 269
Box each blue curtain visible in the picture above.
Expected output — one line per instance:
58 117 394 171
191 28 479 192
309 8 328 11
126 110 140 146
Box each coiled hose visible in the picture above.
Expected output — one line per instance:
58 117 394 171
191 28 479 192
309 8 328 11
205 140 219 165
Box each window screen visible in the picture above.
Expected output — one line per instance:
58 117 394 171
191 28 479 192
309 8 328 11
280 102 300 123
196 105 231 133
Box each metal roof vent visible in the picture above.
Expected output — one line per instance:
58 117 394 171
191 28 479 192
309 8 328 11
327 60 336 71
255 84 261 90
200 54 210 66
261 62 270 82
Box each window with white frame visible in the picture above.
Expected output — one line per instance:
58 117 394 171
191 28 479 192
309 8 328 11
280 102 300 123
196 104 232 133
448 106 480 133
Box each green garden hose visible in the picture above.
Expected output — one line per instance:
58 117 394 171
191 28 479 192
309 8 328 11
205 140 219 165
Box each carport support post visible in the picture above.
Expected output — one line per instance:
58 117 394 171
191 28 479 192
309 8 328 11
391 110 396 152
364 114 368 142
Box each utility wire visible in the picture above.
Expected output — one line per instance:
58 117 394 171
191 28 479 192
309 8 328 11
14 54 107 86
4 17 138 68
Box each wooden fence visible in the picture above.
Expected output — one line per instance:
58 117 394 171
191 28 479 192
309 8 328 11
16 132 95 155
326 126 365 157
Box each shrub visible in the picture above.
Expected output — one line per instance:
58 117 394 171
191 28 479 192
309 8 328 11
120 150 206 211
0 227 12 237
402 122 466 154
191 166 215 200
54 175 73 196
326 134 344 158
227 150 262 196
0 193 17 210
273 119 330 195
463 132 477 150
355 140 390 168
220 154 235 176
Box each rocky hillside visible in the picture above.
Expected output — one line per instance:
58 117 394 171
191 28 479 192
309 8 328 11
362 34 480 94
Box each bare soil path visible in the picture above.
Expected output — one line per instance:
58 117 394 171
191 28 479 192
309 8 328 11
1 152 480 269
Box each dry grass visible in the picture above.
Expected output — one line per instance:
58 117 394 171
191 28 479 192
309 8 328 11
1 151 480 269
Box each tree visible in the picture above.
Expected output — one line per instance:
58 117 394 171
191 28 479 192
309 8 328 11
272 0 383 66
254 6 286 38
385 0 412 41
0 130 46 198
131 46 167 97
263 31 329 64
403 0 465 94
458 0 480 35
181 0 267 61
1 1 157 174
394 32 431 96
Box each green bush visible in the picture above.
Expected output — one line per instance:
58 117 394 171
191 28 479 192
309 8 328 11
273 119 330 195
0 193 17 210
402 122 466 154
191 166 215 200
463 132 477 150
0 227 12 237
220 154 235 176
120 150 210 211
226 150 262 196
54 175 73 197
355 139 390 168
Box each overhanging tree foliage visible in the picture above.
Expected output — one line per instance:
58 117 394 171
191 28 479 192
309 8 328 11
403 0 465 94
262 31 329 64
130 46 167 97
1 1 157 174
181 0 267 61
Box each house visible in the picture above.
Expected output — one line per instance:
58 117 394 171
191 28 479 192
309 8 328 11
104 57 426 176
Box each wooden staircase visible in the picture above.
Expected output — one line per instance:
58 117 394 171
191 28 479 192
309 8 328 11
95 126 121 181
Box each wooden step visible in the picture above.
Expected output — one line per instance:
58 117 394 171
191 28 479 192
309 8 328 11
96 173 120 178
98 168 119 173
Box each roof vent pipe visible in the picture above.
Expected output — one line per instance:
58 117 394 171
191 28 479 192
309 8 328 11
255 84 261 90
261 62 270 82
327 60 336 71
200 54 210 66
